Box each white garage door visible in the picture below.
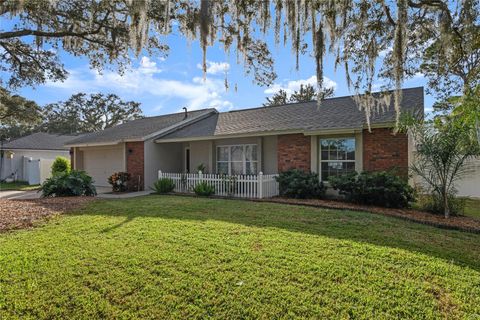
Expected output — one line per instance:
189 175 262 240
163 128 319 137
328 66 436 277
83 145 124 186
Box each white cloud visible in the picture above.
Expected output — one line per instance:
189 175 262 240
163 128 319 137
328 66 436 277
45 59 232 112
196 60 230 75
264 75 337 96
138 56 161 74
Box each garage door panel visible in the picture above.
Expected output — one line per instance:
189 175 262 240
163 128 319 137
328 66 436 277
83 146 124 186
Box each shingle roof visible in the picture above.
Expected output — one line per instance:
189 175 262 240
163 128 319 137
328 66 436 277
158 87 424 140
1 132 78 151
65 109 216 146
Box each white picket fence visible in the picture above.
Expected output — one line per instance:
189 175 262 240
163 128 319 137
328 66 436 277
158 171 279 199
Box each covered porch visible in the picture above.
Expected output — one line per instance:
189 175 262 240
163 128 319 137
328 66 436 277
145 135 280 198
145 135 279 188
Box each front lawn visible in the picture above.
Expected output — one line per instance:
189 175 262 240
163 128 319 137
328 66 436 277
0 181 40 191
464 197 480 219
1 195 479 318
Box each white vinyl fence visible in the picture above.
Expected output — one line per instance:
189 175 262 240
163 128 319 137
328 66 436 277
158 171 279 199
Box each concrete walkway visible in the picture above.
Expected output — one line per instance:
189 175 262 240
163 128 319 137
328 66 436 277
0 189 151 200
0 190 41 200
96 191 152 199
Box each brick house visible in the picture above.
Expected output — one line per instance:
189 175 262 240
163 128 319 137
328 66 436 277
65 87 424 192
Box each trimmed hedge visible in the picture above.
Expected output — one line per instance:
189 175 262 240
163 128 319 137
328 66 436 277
328 171 415 208
275 169 325 199
51 157 71 176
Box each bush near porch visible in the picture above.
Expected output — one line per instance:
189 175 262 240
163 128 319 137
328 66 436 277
328 171 415 208
276 169 325 199
0 195 479 318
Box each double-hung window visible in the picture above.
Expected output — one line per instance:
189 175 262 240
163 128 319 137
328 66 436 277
319 138 356 181
217 144 258 175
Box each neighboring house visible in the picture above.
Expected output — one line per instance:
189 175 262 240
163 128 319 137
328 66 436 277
455 158 480 198
0 132 77 184
66 87 424 192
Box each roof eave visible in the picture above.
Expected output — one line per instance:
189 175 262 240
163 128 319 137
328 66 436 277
64 140 123 148
156 127 364 143
146 109 218 141
0 147 70 151
65 109 218 147
155 122 400 143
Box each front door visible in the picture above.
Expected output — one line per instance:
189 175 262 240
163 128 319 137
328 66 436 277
185 148 190 173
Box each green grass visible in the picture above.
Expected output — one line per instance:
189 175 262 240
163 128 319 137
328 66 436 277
413 195 480 219
0 181 40 191
1 195 480 319
464 197 480 218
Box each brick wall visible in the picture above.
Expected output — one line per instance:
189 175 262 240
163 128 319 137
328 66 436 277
126 141 145 191
363 128 408 177
277 134 311 172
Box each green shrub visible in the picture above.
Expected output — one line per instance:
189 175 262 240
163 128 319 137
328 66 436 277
51 157 71 175
196 163 207 173
41 170 96 197
153 178 175 194
108 172 130 192
417 193 466 216
329 171 415 208
275 169 325 199
193 181 215 197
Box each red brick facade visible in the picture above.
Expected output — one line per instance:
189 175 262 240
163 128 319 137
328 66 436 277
277 134 311 172
362 128 408 177
126 141 145 191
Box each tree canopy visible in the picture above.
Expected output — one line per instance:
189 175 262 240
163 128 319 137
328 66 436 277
0 86 41 140
1 1 478 125
263 83 334 107
0 92 142 139
42 93 143 134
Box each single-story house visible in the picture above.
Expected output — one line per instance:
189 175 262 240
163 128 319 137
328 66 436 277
0 132 77 184
66 87 423 191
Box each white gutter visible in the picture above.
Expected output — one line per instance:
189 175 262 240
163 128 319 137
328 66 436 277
65 140 123 148
154 129 305 143
155 122 397 144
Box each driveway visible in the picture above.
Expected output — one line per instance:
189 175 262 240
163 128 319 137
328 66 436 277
0 190 41 200
0 187 146 200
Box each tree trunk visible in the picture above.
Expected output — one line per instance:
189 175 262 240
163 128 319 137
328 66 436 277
443 192 450 219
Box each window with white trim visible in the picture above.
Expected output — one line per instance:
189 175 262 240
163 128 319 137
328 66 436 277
217 144 258 175
320 138 356 181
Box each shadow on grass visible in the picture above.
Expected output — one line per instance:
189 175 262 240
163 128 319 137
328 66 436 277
68 195 480 271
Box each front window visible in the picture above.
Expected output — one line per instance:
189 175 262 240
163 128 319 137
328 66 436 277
320 138 355 181
217 144 258 175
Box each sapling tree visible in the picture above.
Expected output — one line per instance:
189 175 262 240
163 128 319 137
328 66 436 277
405 117 479 218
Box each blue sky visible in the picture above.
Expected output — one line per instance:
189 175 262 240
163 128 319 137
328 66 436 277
16 30 434 117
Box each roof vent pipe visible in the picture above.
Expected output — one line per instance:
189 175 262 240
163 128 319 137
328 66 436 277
183 107 188 119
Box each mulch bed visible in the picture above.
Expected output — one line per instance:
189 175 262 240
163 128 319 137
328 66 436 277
259 197 480 234
0 197 95 232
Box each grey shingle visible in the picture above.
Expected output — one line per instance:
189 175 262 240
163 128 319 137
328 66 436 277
65 109 215 145
159 87 424 140
1 133 78 151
